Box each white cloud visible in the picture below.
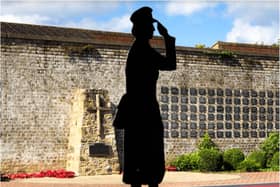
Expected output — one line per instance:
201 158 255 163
0 14 51 24
0 0 131 32
166 1 217 16
226 2 278 26
1 1 119 16
225 1 279 44
226 19 278 44
64 14 132 33
107 14 132 32
165 1 279 44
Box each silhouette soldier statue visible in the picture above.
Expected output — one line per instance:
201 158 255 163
113 6 176 187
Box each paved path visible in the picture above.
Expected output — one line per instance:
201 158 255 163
1 171 279 187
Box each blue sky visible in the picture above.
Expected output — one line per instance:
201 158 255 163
1 0 279 47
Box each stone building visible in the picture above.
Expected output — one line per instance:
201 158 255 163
1 22 279 175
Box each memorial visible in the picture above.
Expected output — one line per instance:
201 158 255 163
0 22 279 175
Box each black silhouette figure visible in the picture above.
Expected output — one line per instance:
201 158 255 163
113 6 176 187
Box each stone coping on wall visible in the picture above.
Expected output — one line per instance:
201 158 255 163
1 21 279 58
212 41 279 56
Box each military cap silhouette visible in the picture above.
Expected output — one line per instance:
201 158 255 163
130 6 157 25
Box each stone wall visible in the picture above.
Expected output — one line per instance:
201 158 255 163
67 89 119 175
157 48 279 157
0 37 127 173
1 22 279 174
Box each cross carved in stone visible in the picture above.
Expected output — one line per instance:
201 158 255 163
95 94 111 141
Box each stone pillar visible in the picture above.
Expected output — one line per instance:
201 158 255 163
67 89 85 175
67 89 120 175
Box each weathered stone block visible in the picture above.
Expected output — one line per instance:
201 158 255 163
234 123 240 129
259 131 266 138
208 123 215 129
190 97 197 104
161 87 169 94
171 122 179 129
226 98 232 104
190 88 197 96
161 104 169 112
234 90 241 97
181 105 188 112
217 98 223 104
208 97 215 104
208 105 215 113
225 122 232 129
199 88 206 95
208 89 215 96
199 105 207 113
180 87 188 95
208 114 215 121
180 113 188 121
161 96 169 103
181 122 188 129
199 97 207 104
171 96 179 103
190 123 197 129
181 131 188 138
251 123 257 129
181 96 188 104
267 91 274 98
171 105 179 112
171 131 179 138
217 114 224 120
190 105 197 113
225 89 232 96
161 113 169 120
242 131 249 138
190 114 197 121
171 113 178 120
171 87 179 95
234 131 241 138
217 88 224 96
199 122 206 129
217 123 224 129
217 131 224 138
190 131 197 138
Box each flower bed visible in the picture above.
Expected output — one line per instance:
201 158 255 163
3 169 75 180
166 166 177 171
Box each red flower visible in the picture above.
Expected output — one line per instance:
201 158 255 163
6 169 76 180
166 166 177 171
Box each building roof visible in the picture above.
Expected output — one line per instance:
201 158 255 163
1 22 279 56
0 21 164 47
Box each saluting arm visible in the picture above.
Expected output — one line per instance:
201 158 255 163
157 21 176 71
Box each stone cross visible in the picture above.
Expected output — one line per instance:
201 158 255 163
95 93 111 141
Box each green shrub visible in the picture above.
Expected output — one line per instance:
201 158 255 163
247 150 266 168
198 133 218 150
189 152 200 170
261 132 279 167
238 159 261 172
268 152 279 171
171 152 200 171
239 150 266 171
171 154 190 171
223 148 245 170
195 44 206 48
198 149 223 172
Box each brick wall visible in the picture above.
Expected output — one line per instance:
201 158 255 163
0 22 279 174
0 37 128 173
212 41 279 56
157 47 279 158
